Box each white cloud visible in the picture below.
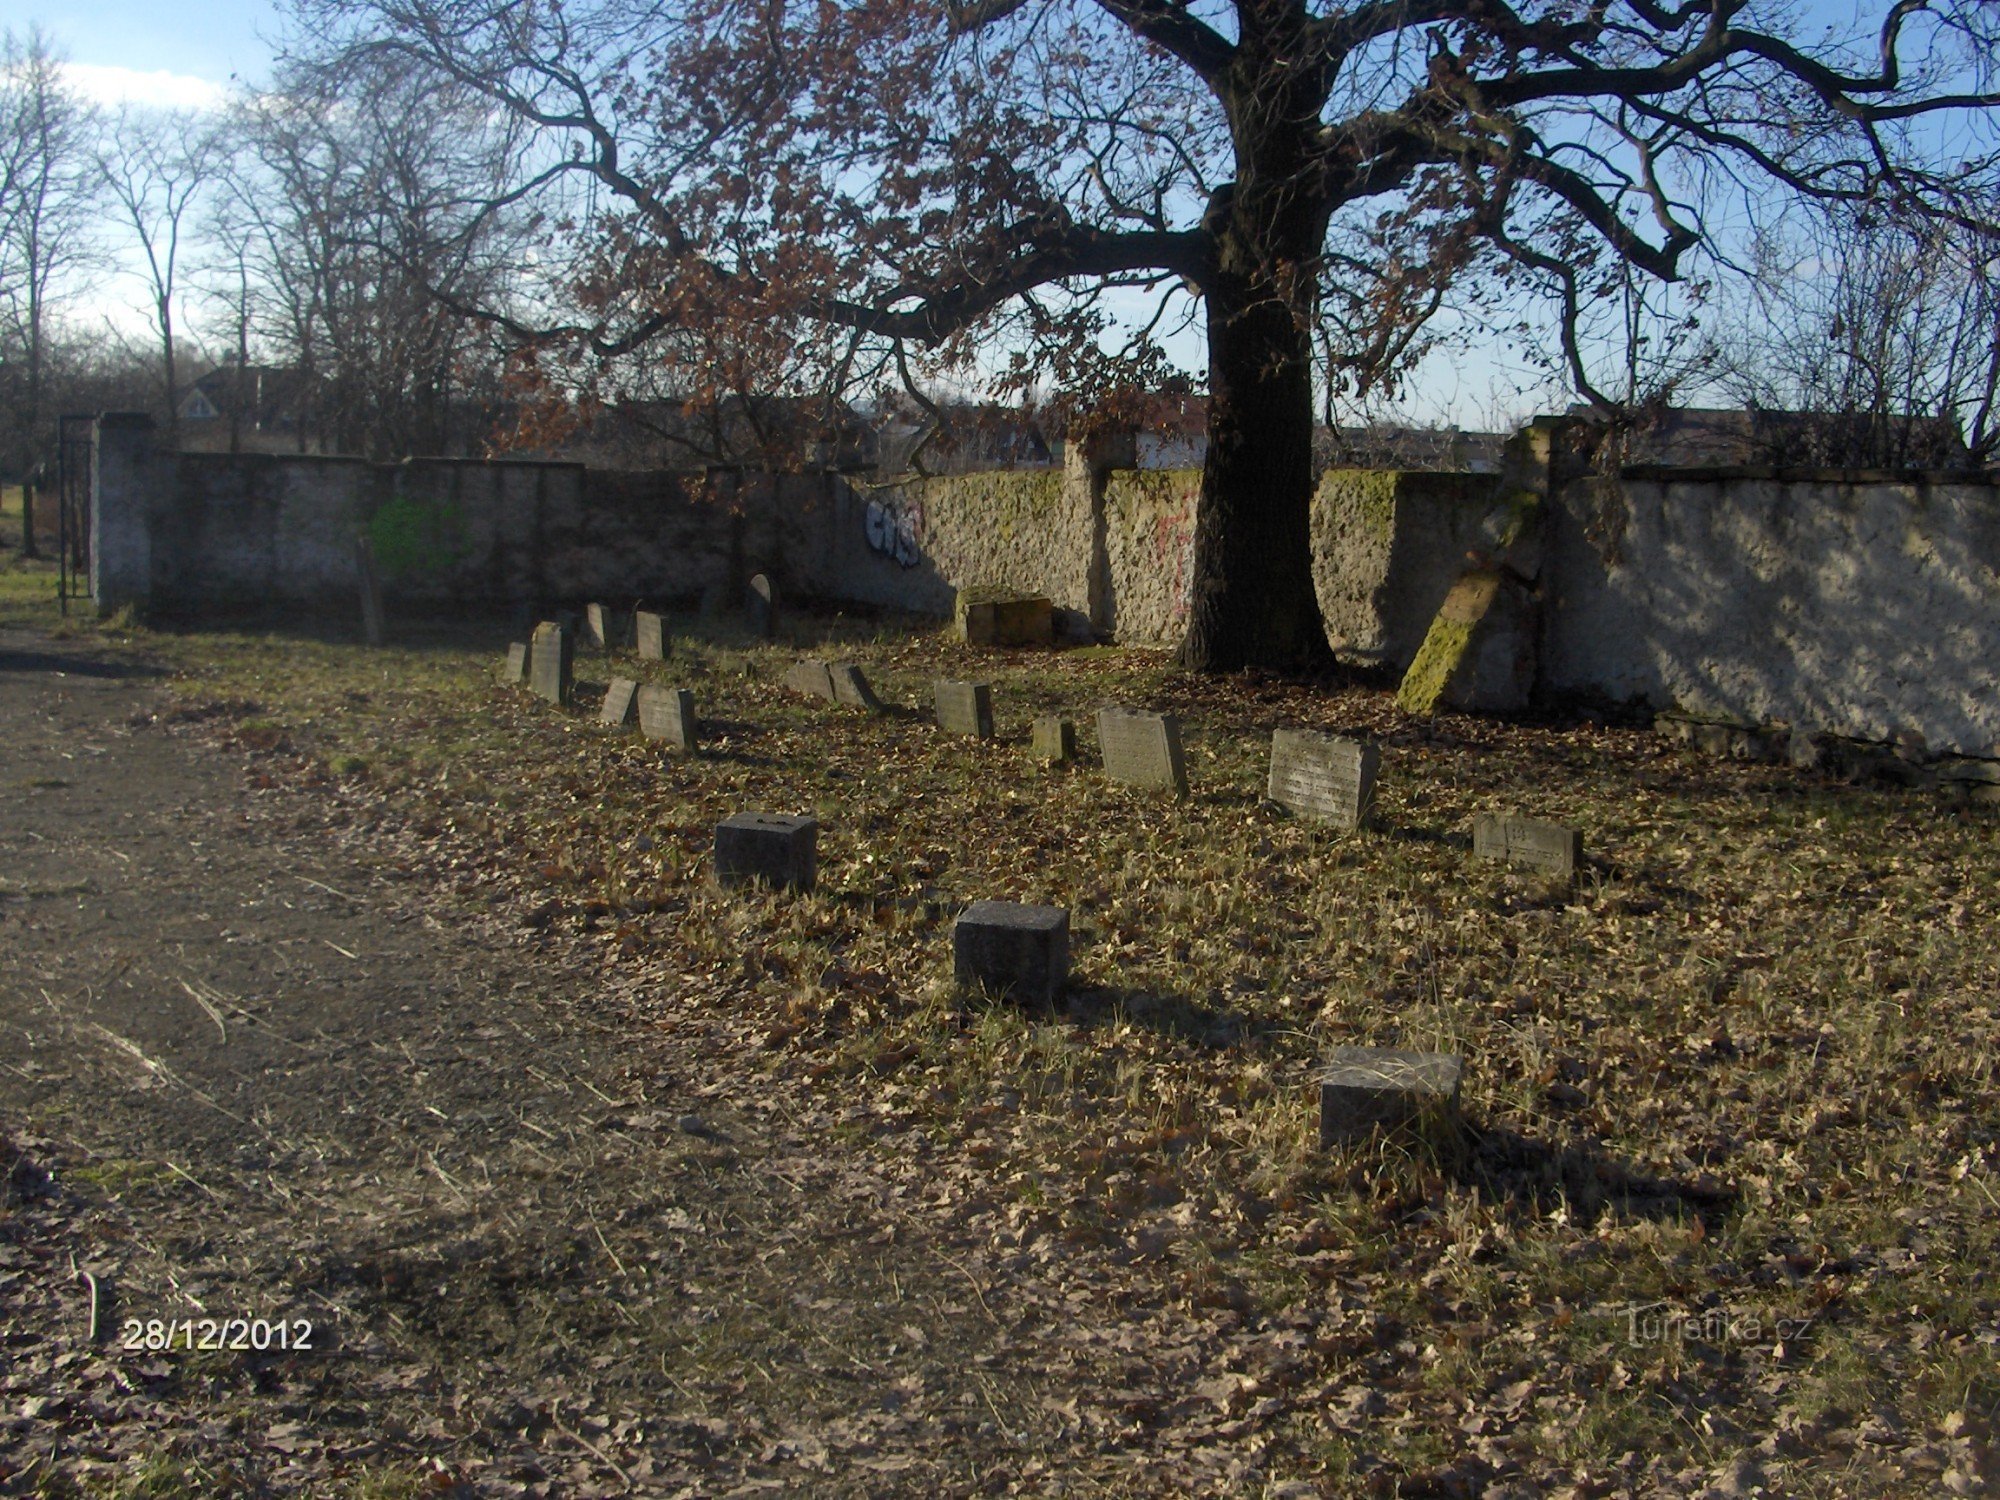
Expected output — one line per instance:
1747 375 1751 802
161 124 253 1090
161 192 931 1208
60 62 229 111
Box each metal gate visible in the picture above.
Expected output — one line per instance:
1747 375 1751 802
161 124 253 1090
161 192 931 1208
56 414 93 616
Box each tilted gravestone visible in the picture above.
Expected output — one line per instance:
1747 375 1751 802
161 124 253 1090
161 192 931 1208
1031 715 1077 765
637 685 698 751
529 621 574 707
1472 812 1583 882
933 679 995 738
1096 705 1189 796
1319 1046 1464 1146
634 610 668 661
747 574 777 638
714 812 816 891
1267 729 1379 830
952 901 1069 1006
600 677 640 728
784 658 838 701
830 662 885 712
584 603 623 651
502 642 529 685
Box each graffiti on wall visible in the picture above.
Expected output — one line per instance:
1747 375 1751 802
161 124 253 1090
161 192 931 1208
1153 500 1196 619
863 494 925 568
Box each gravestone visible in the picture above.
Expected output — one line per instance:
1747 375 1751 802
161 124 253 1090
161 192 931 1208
714 651 756 678
584 603 618 650
1472 812 1583 882
1319 1047 1464 1146
355 535 385 646
1031 715 1077 765
784 658 838 701
957 590 1054 647
635 610 668 661
830 662 885 712
747 574 777 638
1096 706 1189 796
637 685 698 751
1267 729 1379 830
502 642 529 684
933 679 995 738
952 901 1069 1006
529 621 574 707
714 812 817 892
600 677 639 728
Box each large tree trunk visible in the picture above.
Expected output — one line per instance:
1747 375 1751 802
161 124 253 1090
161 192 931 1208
1176 267 1333 673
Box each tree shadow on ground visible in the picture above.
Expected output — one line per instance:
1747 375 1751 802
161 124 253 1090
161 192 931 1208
1061 982 1275 1049
1457 1123 1736 1230
0 647 166 681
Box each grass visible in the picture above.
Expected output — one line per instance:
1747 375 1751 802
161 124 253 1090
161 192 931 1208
11 580 1999 1491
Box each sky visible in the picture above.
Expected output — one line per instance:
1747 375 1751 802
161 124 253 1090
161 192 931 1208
0 0 271 105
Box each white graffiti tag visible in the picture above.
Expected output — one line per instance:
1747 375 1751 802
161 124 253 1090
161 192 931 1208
863 496 924 568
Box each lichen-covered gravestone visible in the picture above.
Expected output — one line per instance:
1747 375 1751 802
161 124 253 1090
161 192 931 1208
529 621 574 707
634 610 668 661
933 679 995 738
1318 1047 1464 1146
952 901 1069 1006
637 685 698 751
1472 812 1583 883
502 643 529 685
600 677 639 727
784 659 838 701
1096 706 1189 796
830 663 885 712
713 812 816 891
747 574 777 638
1267 729 1379 830
1032 715 1077 765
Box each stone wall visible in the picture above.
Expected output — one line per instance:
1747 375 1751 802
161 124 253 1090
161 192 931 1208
1541 466 2000 756
1102 470 1199 644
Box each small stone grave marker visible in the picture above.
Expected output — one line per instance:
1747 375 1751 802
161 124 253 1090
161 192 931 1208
529 621 574 707
933 679 995 738
584 603 620 650
1472 812 1583 882
635 610 668 661
714 812 816 891
637 685 698 751
784 658 838 700
600 677 639 727
1031 715 1076 764
830 662 884 712
1319 1047 1464 1146
747 574 777 637
957 591 1054 647
1096 706 1188 795
952 901 1069 1006
502 642 529 684
1267 729 1378 830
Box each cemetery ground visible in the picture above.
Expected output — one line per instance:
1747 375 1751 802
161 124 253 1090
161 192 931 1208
0 550 1997 1494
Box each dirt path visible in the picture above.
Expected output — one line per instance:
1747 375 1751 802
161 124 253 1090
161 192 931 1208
0 629 1317 1498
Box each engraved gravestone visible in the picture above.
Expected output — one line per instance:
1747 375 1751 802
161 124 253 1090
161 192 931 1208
634 610 667 661
747 574 777 638
784 658 837 700
502 642 529 684
714 812 816 891
1319 1047 1464 1146
1268 729 1379 830
830 662 885 712
1096 706 1188 795
637 685 698 751
933 679 995 738
1031 715 1077 764
1472 813 1583 882
952 901 1069 1006
600 677 639 727
529 621 574 707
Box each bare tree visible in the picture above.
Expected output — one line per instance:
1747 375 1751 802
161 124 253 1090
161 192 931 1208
99 107 225 449
299 0 2000 669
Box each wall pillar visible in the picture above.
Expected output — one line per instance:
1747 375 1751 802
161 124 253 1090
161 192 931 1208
90 412 161 617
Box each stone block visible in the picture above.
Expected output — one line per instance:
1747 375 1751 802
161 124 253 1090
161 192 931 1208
934 679 995 737
714 812 817 892
830 662 884 712
1319 1047 1464 1146
529 621 574 707
747 574 777 637
1472 812 1582 882
635 610 668 661
1097 706 1188 795
1268 729 1378 830
1032 715 1077 764
784 658 838 700
1397 569 1538 715
952 900 1069 1006
957 591 1054 647
600 677 639 727
502 642 529 684
637 685 698 751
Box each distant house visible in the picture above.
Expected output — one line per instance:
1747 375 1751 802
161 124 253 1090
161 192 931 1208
1604 406 1971 470
1317 423 1506 473
871 402 1056 475
563 395 877 472
177 364 319 452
